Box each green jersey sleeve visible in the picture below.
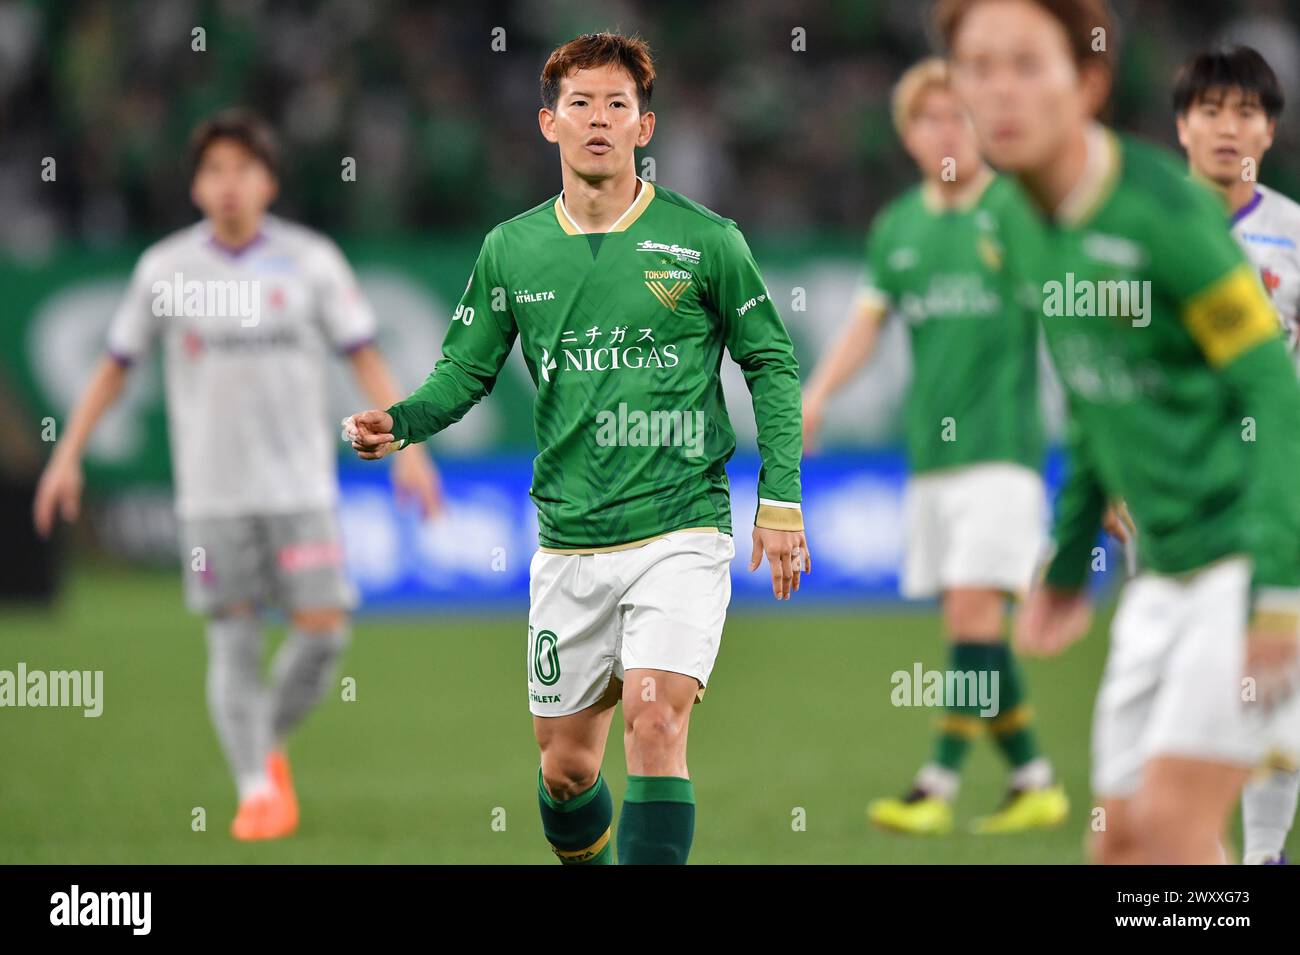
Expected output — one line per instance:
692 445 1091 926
388 229 518 444
1043 413 1107 590
860 209 897 314
710 223 804 530
1151 180 1300 598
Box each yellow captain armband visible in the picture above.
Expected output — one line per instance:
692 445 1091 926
755 499 803 532
1182 263 1280 367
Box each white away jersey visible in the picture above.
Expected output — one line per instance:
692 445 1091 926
106 215 376 519
1232 184 1300 361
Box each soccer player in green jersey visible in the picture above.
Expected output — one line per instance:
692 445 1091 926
938 0 1300 864
803 58 1067 836
345 32 809 865
1173 45 1300 865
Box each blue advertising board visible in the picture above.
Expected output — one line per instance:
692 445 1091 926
337 450 1111 612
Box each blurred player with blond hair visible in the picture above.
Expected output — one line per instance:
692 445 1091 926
804 57 1066 836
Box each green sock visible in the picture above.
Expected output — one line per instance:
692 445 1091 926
983 643 1041 769
932 642 987 772
537 769 613 864
617 775 695 865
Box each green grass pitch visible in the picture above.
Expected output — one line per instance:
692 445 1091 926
1 564 1292 864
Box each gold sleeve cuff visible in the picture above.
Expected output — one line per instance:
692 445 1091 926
755 504 803 532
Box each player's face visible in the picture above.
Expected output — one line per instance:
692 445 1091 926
901 87 983 184
539 64 654 183
1177 87 1276 189
948 0 1096 173
190 138 277 230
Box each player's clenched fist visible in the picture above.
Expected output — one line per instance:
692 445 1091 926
342 410 402 460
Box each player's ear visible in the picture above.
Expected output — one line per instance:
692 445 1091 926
1080 61 1111 119
636 110 655 148
1263 118 1276 153
1175 114 1191 152
538 107 559 144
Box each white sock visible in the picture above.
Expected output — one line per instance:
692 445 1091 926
1243 767 1300 862
237 772 274 802
205 615 271 800
916 764 960 801
1011 756 1054 791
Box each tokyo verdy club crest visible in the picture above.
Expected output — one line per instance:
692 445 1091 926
638 240 700 311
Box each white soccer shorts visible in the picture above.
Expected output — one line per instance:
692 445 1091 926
1092 556 1300 797
900 461 1048 599
526 530 735 717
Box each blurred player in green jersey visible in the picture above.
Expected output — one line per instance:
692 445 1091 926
804 58 1066 836
1173 44 1300 865
939 0 1300 863
345 32 808 865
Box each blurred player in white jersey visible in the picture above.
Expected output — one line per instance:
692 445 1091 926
32 109 442 841
1174 46 1300 864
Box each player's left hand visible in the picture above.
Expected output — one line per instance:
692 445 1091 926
391 446 445 519
749 527 811 601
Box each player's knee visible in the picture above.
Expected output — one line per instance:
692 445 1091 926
210 601 256 621
539 753 600 802
626 706 687 758
291 606 348 634
1129 790 1190 861
1090 820 1139 865
942 589 1005 637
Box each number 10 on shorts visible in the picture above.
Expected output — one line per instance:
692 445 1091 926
528 625 561 687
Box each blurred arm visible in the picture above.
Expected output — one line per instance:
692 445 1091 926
49 356 129 467
348 343 405 408
803 300 886 406
33 355 129 537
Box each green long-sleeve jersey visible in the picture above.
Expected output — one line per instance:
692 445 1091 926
1001 128 1300 600
860 172 1043 474
386 180 803 550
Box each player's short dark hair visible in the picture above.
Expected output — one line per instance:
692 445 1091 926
1172 46 1284 119
933 0 1117 75
187 108 280 180
540 32 655 113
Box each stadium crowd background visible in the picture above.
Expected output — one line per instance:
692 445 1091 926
3 0 1300 259
5 0 1300 601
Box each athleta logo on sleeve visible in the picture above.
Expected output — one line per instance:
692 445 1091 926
514 288 557 304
